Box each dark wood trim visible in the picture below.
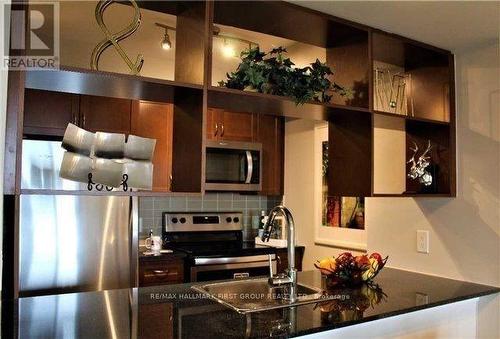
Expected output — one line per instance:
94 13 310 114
19 189 203 197
25 66 203 103
328 110 372 197
372 110 451 126
2 195 19 300
208 86 370 121
372 193 453 198
448 53 457 197
3 71 25 195
171 88 204 192
174 1 206 85
60 65 202 90
370 28 451 56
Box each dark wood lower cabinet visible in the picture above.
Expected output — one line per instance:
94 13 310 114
139 257 184 287
275 247 305 274
138 303 173 339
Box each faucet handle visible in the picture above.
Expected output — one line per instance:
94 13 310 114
268 254 274 279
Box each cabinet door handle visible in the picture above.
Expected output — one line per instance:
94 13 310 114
220 123 224 137
153 269 169 274
214 123 219 136
82 114 86 128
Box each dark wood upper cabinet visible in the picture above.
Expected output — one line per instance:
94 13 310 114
23 89 79 137
206 108 256 142
205 108 219 141
258 114 284 195
219 110 256 142
131 101 174 192
79 95 132 134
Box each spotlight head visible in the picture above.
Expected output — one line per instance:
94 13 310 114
161 32 171 50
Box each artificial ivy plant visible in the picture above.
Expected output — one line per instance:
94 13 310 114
218 47 351 105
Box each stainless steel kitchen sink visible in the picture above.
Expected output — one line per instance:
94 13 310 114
191 277 324 313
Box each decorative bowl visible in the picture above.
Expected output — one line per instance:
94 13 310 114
314 252 388 288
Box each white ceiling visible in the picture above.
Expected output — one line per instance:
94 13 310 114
289 1 500 52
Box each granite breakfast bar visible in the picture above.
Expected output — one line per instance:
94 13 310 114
3 268 498 338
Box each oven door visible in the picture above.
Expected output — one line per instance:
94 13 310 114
205 141 262 192
190 255 276 282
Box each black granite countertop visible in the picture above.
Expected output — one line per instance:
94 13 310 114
139 249 187 261
2 268 498 338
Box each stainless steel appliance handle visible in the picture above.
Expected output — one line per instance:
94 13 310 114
245 151 253 184
190 260 277 282
194 254 275 266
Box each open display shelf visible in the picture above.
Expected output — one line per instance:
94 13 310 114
6 0 456 198
372 32 452 123
372 115 455 197
211 0 370 112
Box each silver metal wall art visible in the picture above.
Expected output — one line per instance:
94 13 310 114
374 68 414 116
60 124 156 190
90 0 144 74
407 140 433 186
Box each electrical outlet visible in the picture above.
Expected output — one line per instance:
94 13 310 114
417 230 429 253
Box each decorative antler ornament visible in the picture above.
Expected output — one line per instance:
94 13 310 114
407 140 433 186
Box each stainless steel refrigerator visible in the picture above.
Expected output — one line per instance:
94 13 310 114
19 140 138 297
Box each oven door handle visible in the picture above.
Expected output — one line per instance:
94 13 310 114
194 254 275 265
245 151 253 184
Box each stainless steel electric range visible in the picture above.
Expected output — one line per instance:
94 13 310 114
162 212 276 282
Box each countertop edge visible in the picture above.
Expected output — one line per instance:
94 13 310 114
291 288 500 337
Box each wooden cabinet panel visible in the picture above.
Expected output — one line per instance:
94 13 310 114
206 108 220 140
139 258 184 287
219 110 255 142
275 247 305 274
206 108 255 142
23 89 79 136
258 114 284 195
138 303 173 339
80 95 131 134
328 110 372 197
131 101 173 192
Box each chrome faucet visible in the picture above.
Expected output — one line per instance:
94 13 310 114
261 205 297 292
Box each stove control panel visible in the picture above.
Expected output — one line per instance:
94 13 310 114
163 212 243 232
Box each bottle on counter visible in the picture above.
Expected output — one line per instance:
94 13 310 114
258 210 267 238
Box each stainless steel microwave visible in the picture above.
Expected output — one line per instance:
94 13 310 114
205 140 262 192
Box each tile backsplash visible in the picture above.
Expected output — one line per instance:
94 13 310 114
139 193 282 240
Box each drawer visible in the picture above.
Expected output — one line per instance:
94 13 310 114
139 260 184 287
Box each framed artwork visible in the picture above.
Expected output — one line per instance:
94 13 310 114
314 123 367 251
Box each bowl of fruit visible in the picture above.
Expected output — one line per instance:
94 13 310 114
314 252 388 288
